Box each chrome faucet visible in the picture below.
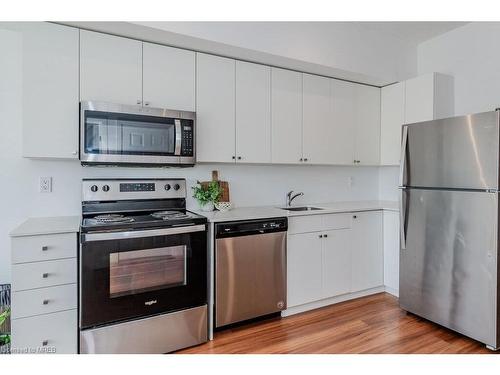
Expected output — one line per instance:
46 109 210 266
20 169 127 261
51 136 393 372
286 190 304 207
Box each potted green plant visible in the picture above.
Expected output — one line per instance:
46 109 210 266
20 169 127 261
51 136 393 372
0 308 10 352
192 180 221 212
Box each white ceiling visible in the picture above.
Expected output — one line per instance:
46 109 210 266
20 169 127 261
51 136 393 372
358 22 469 45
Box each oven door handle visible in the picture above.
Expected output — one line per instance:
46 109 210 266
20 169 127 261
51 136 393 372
82 224 206 242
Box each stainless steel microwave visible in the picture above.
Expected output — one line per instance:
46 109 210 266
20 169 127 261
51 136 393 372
80 101 195 166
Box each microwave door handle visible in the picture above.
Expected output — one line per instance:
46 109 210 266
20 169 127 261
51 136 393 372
175 119 182 156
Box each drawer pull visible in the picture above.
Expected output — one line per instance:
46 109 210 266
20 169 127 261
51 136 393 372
42 340 48 346
42 273 49 278
42 246 49 251
42 299 50 305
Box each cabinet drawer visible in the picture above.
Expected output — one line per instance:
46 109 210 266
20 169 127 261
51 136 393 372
288 215 323 234
322 213 352 231
11 309 77 354
12 284 77 319
12 233 76 264
12 258 77 291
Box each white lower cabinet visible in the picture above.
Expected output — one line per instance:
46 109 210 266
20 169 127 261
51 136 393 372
287 233 323 307
11 231 78 354
383 210 400 296
11 310 77 354
286 211 383 311
322 229 351 297
351 211 383 292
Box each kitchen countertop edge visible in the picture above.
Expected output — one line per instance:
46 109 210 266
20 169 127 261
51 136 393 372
10 215 81 237
196 200 399 223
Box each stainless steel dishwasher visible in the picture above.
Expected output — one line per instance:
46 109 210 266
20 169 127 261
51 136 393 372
215 217 287 328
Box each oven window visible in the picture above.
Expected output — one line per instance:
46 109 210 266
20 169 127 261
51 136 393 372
109 246 186 298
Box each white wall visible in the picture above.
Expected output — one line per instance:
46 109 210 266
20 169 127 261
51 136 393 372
135 22 418 83
0 27 380 283
418 22 500 116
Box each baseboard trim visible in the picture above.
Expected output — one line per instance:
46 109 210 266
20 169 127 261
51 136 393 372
282 286 386 317
384 286 399 297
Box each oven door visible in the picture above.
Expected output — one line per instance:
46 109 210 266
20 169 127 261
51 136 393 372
80 101 194 165
80 224 207 329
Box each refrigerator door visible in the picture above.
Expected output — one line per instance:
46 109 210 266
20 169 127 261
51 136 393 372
401 111 499 190
400 188 498 347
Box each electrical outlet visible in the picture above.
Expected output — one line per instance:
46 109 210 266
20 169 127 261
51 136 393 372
39 177 52 193
347 176 353 188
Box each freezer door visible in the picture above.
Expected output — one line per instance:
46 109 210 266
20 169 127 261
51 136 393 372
400 188 498 347
401 111 499 190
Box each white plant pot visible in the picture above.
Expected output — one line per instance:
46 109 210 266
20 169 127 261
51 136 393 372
199 201 214 212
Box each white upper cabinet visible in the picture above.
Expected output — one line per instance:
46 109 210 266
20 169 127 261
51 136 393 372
380 82 405 166
404 72 454 124
354 84 381 165
142 43 195 111
80 30 142 105
271 68 303 164
235 61 271 163
330 79 356 165
302 73 332 164
196 53 236 163
21 23 79 159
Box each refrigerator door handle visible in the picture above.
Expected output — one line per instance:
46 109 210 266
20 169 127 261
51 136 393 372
399 125 408 187
399 187 407 250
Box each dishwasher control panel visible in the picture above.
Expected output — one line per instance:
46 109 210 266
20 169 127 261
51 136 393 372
215 217 288 238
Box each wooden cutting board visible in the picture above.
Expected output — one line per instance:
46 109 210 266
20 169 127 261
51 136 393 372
201 170 230 202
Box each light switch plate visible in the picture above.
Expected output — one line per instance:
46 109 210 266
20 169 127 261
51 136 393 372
39 177 52 193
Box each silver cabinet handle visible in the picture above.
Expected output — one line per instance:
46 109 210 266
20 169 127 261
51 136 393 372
303 158 308 162
41 246 48 251
144 101 150 106
42 340 48 346
237 156 242 160
299 158 303 162
232 156 236 160
42 273 49 278
136 100 142 105
353 215 357 219
42 299 49 305
324 234 328 238
319 234 323 238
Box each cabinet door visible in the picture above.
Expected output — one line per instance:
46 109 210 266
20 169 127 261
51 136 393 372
196 53 236 163
143 42 195 111
330 79 356 164
351 211 383 292
354 85 381 165
383 211 400 295
271 68 303 164
235 61 271 163
287 233 323 307
21 23 79 159
404 73 435 124
380 82 405 165
302 73 331 164
80 30 142 105
322 229 352 298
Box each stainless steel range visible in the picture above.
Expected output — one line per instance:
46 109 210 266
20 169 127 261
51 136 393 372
79 178 208 354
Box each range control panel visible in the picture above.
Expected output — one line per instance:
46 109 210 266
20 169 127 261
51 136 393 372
82 179 186 202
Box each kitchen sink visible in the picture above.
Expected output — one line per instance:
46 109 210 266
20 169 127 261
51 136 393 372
280 206 324 212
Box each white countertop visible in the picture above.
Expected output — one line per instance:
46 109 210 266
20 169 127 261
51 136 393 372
197 200 399 223
10 216 81 237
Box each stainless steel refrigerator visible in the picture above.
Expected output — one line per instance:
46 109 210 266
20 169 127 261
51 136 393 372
399 110 500 350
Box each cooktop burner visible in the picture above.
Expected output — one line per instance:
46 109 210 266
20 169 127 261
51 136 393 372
92 214 135 223
151 210 190 220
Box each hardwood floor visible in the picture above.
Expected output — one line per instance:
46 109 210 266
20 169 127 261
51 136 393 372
178 293 495 354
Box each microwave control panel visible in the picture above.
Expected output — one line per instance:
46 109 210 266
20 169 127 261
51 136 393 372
181 121 194 156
